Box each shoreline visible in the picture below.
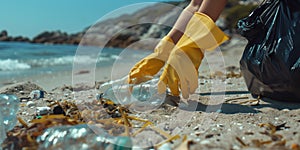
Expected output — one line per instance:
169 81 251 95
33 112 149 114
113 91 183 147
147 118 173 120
1 67 112 92
1 36 248 92
1 61 137 92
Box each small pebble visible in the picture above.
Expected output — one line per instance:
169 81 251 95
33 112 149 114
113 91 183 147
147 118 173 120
232 145 240 150
282 109 290 112
205 134 214 139
20 103 26 107
164 115 170 118
194 138 201 142
36 107 51 115
193 126 199 131
244 131 254 135
44 99 50 102
200 140 210 145
236 123 242 126
195 131 202 136
226 81 233 85
216 124 224 128
26 101 36 108
21 99 28 102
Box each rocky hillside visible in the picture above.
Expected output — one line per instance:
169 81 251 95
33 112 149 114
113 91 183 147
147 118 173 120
77 2 188 50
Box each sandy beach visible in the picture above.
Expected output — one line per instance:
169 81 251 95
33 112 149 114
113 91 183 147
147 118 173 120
1 36 300 149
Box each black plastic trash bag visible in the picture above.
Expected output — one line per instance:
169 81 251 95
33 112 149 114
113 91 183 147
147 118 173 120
238 0 300 101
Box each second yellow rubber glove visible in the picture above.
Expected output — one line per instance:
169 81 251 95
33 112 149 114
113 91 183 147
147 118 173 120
128 36 174 84
158 12 229 99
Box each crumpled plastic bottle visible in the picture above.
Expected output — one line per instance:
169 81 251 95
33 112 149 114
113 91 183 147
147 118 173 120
0 112 6 149
37 124 132 150
98 76 165 112
0 94 20 131
0 94 20 149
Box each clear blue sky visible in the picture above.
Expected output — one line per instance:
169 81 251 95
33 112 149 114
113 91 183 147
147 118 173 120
0 0 181 39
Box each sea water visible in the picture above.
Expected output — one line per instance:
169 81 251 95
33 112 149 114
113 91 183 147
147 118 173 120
0 42 150 87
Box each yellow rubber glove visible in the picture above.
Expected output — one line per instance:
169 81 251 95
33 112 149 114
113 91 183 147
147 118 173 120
158 12 229 99
128 36 174 84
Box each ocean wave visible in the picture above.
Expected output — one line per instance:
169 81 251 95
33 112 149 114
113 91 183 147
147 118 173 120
0 59 31 71
0 54 120 71
27 56 76 67
28 55 117 67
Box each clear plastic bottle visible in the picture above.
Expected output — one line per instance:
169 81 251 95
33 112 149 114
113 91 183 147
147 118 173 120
0 111 6 149
0 94 19 148
37 124 132 149
0 94 20 131
99 76 166 112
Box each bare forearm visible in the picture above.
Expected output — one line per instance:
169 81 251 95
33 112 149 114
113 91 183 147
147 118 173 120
197 0 228 21
167 0 227 43
167 0 203 43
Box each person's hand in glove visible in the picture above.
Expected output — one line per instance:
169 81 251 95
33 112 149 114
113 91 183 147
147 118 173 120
158 12 229 99
128 36 174 84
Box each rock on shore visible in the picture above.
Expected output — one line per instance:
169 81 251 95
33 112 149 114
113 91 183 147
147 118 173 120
31 31 83 45
0 30 30 42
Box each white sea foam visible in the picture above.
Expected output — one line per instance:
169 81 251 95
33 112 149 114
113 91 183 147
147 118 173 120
28 56 76 67
0 54 119 71
0 59 31 71
31 55 118 67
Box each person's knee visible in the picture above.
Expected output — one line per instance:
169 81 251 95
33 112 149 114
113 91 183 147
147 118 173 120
186 0 203 12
